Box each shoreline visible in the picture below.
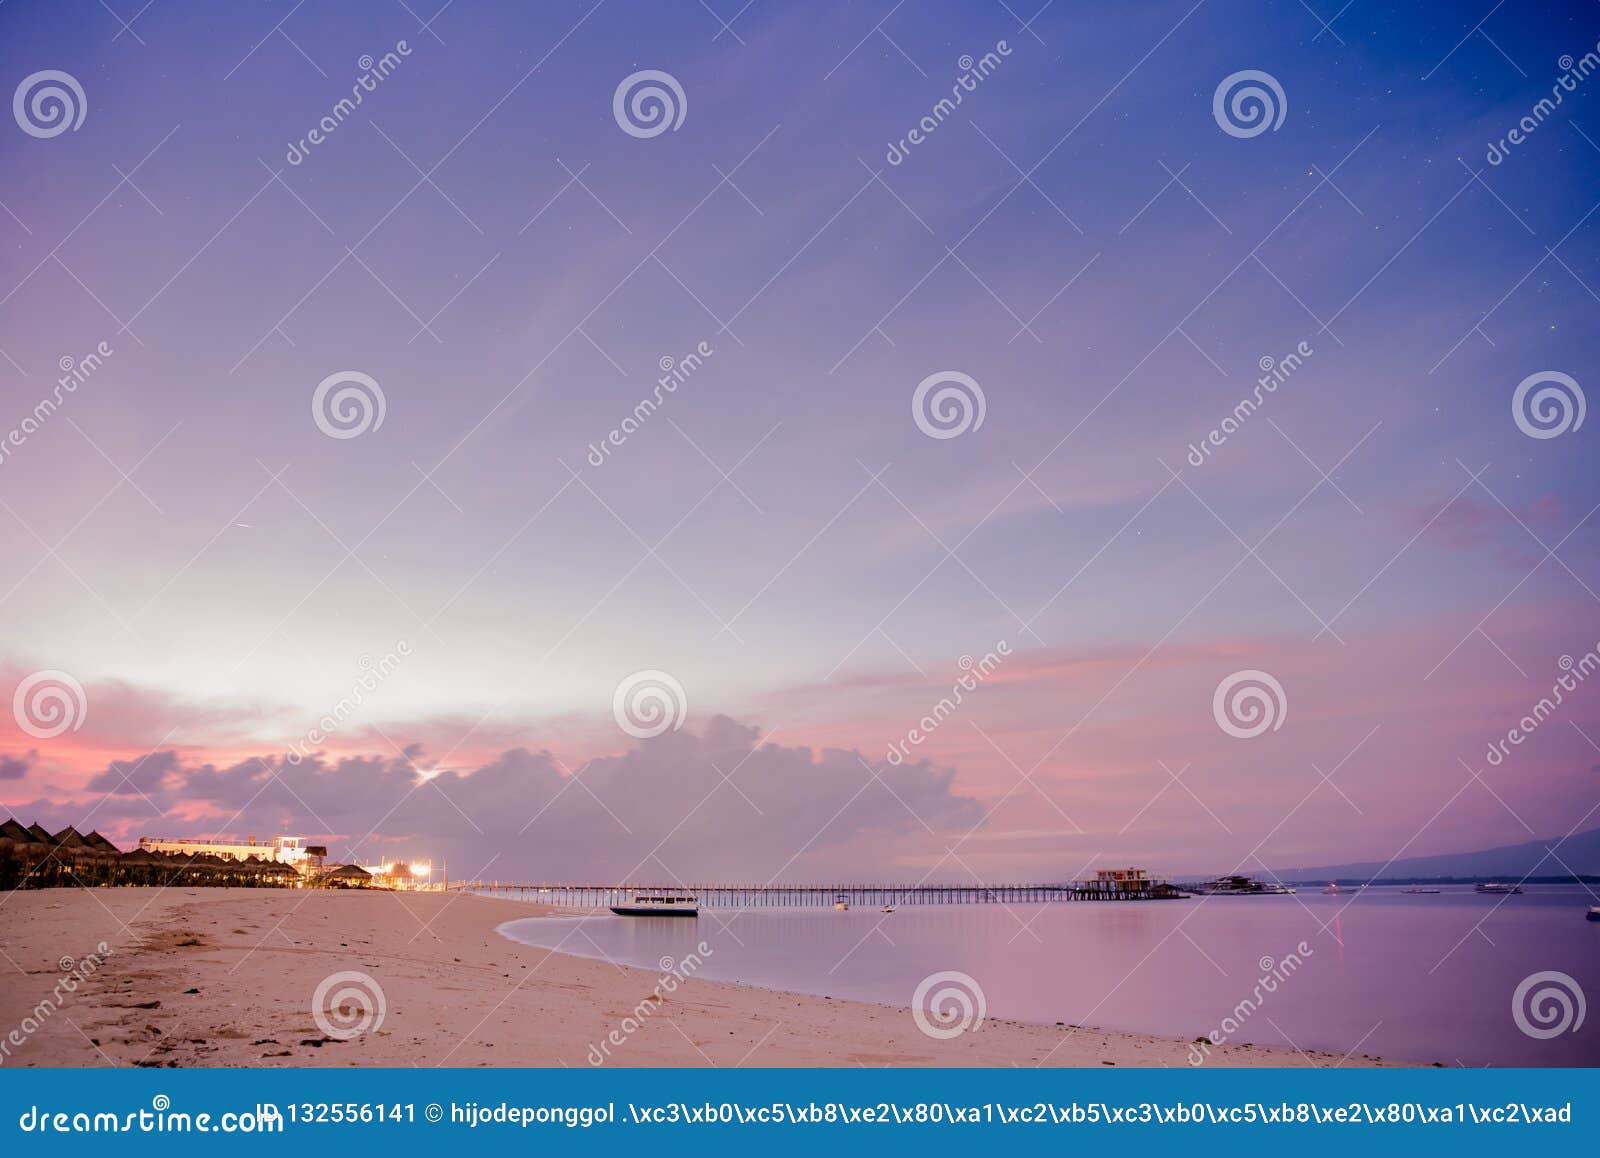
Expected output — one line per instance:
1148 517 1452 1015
0 888 1404 1068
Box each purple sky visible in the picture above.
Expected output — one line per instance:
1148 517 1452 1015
2 0 1598 882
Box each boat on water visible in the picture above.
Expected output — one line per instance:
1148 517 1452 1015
835 894 849 911
1321 882 1352 895
610 894 699 917
1475 882 1523 895
1401 887 1442 894
1587 906 1600 922
1199 875 1295 896
881 905 896 913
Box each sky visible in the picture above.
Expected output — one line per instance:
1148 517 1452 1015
1 0 1597 884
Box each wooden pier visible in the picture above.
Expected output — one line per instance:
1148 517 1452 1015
447 878 1183 907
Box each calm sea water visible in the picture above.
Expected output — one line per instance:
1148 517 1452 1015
493 886 1600 1066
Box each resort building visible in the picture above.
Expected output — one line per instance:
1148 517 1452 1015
357 858 435 889
137 834 326 874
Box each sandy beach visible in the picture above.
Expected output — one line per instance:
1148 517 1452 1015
0 888 1399 1068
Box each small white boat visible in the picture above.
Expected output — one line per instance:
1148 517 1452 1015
1587 906 1600 922
881 905 896 913
1402 887 1441 894
1321 882 1352 895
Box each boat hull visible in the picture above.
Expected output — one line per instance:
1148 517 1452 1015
610 906 698 917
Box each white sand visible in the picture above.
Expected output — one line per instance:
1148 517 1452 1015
0 888 1400 1067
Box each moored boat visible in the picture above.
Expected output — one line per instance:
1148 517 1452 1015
610 893 699 917
1587 906 1600 922
1474 882 1523 895
1199 875 1295 896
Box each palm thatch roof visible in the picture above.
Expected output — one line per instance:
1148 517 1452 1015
83 831 120 853
0 818 32 842
322 863 373 882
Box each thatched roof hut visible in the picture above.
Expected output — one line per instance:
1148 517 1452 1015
0 818 33 842
321 863 373 887
83 831 120 854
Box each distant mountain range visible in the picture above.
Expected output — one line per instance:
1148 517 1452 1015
1272 827 1600 882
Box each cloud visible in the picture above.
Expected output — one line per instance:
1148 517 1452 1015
55 716 983 881
86 750 184 796
0 750 34 780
